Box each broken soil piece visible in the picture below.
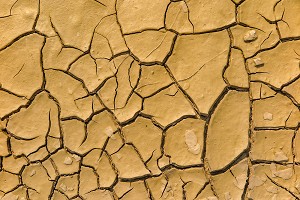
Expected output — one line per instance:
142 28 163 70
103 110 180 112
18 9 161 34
206 91 250 171
247 40 300 88
184 130 201 155
253 58 264 67
56 175 78 198
263 112 273 120
166 31 229 114
231 25 279 58
212 159 248 199
250 130 294 162
0 34 44 98
250 82 276 100
224 48 249 88
143 85 196 127
252 93 300 128
164 118 205 166
0 171 19 193
244 30 258 42
123 117 162 173
275 0 300 39
50 149 80 175
64 157 73 165
124 30 176 63
111 145 150 179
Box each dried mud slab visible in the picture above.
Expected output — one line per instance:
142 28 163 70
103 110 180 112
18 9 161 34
251 130 294 162
0 34 44 98
116 0 169 34
0 0 39 49
61 110 118 155
166 30 230 114
124 30 176 63
206 91 250 172
275 0 300 39
142 85 196 127
248 164 300 199
224 48 249 89
211 159 248 199
187 0 235 32
0 0 299 199
7 92 60 156
122 117 162 174
164 118 205 167
247 40 300 89
252 93 300 128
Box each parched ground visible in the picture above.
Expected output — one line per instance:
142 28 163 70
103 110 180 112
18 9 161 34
0 0 300 199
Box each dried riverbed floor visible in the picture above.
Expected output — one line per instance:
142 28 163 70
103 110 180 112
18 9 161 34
0 0 300 199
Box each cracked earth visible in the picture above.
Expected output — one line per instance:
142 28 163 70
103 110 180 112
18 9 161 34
0 0 300 199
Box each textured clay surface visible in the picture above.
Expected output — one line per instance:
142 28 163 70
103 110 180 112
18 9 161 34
0 0 300 199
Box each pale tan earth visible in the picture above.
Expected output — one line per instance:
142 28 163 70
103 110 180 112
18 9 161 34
0 0 299 199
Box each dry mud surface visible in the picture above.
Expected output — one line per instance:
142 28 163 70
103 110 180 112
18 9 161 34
0 0 300 199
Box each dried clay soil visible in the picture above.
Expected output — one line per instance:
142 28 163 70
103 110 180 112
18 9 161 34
0 0 300 199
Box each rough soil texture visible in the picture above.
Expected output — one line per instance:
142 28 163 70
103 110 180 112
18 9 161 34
0 0 300 199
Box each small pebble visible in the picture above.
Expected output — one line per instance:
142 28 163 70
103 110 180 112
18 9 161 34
253 58 264 67
185 130 200 155
64 157 73 165
244 30 258 42
263 112 273 121
72 154 81 162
